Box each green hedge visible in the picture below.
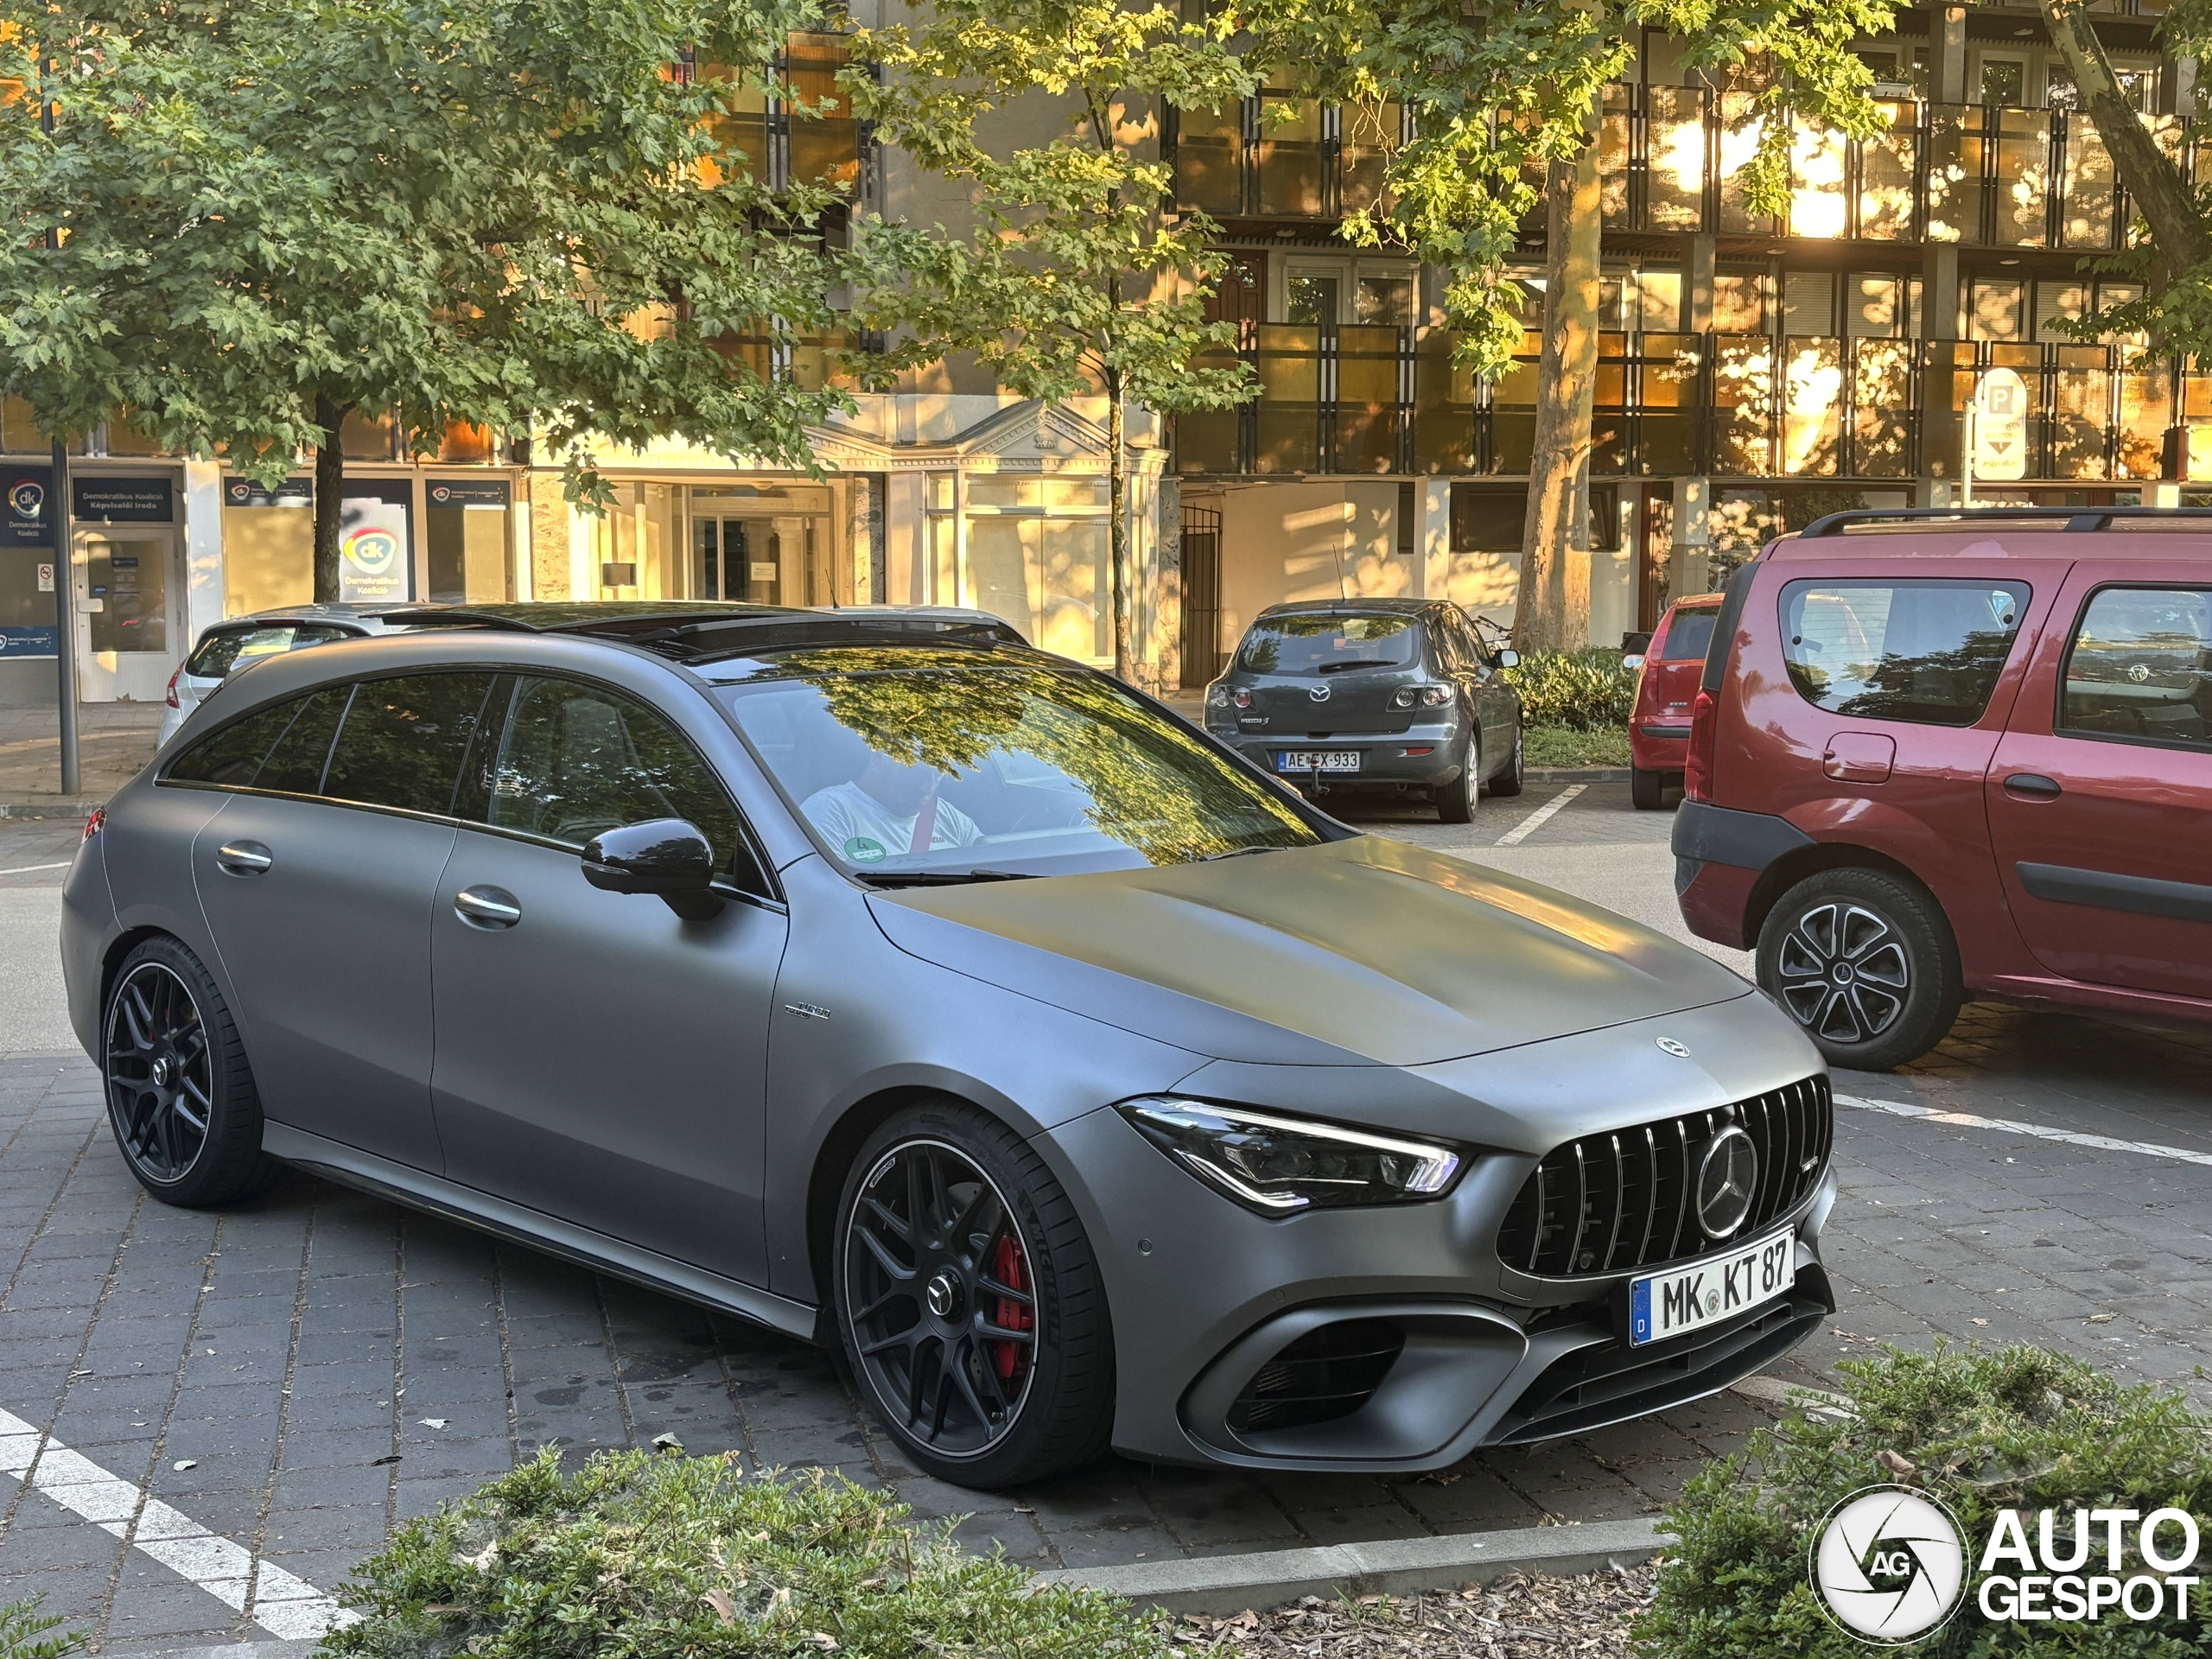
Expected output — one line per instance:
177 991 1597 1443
1637 1344 2212 1657
1503 648 1638 732
324 1448 1168 1659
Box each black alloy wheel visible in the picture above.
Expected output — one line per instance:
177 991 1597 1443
107 961 215 1184
834 1100 1115 1486
1757 868 1961 1071
102 938 276 1205
844 1139 1039 1459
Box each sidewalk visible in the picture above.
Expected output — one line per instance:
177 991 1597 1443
0 703 165 817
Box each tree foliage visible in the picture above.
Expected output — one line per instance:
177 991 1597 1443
0 0 862 596
843 0 1260 680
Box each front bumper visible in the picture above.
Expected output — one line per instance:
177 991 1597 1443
1038 1003 1836 1472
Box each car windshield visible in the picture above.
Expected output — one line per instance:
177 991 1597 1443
713 649 1325 880
1236 613 1418 675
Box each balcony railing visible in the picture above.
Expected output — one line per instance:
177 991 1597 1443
1174 328 2183 481
1175 87 2179 251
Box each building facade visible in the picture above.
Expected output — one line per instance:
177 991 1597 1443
3 3 2195 707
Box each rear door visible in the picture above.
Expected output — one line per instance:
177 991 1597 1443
1985 570 2212 999
1643 604 1716 731
191 671 497 1169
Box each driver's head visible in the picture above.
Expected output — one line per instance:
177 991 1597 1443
855 750 937 815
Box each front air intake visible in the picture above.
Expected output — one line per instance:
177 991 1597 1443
1226 1318 1406 1435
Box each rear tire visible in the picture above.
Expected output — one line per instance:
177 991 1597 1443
1756 868 1962 1071
1487 727 1525 798
833 1098 1115 1488
102 938 278 1207
1436 739 1478 823
1630 765 1666 810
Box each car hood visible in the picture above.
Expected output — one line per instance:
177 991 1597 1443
866 836 1752 1066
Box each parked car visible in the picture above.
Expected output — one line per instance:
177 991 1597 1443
1626 594 1725 810
1674 505 2212 1071
1205 599 1526 822
68 601 1834 1487
160 605 412 746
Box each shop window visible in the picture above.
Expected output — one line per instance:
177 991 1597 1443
426 481 512 604
592 482 679 600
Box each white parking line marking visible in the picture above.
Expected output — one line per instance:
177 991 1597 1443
1835 1091 2212 1169
1493 785 1585 847
0 1404 357 1639
0 861 72 875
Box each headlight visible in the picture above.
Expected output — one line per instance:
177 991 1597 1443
1117 1097 1464 1215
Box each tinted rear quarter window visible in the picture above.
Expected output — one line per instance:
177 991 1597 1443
1780 579 2029 726
323 674 499 816
1236 614 1420 675
165 700 302 786
255 687 350 795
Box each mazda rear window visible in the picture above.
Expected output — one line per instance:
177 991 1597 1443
1780 580 2030 727
1236 614 1418 675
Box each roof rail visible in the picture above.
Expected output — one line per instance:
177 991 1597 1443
376 608 539 631
1797 505 2212 538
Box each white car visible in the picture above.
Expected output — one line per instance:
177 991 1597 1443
158 606 412 746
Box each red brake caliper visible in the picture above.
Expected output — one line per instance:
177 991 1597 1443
989 1233 1033 1382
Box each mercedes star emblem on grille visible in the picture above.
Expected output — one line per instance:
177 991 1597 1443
1656 1036 1691 1057
1694 1125 1759 1238
1309 683 1332 702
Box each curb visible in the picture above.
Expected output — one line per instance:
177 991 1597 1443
117 1644 319 1659
1524 766 1630 783
0 797 110 819
1029 1516 1669 1613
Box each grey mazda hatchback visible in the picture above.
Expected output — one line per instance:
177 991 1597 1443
63 602 1836 1488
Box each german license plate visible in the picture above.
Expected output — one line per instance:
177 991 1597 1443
1627 1224 1796 1346
1277 750 1360 772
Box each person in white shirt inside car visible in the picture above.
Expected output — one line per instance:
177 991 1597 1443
802 750 982 865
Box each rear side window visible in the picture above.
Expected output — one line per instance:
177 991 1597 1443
187 624 355 679
165 700 304 787
254 687 350 796
1780 580 2030 727
2059 587 2212 752
323 673 499 817
1658 608 1718 662
1236 614 1419 675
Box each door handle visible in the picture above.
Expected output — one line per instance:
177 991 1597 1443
214 841 272 875
454 885 522 929
2004 773 2063 798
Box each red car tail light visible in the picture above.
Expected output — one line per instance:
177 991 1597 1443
164 664 183 709
1684 688 1719 802
83 806 105 841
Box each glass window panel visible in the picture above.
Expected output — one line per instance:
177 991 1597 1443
964 517 1034 639
483 677 742 867
1176 105 1244 215
1712 273 1767 335
2060 588 2212 750
1254 324 1321 474
1257 93 1325 216
1718 93 1775 232
1845 274 1905 338
1858 102 1917 239
1039 520 1109 661
702 62 770 186
1286 273 1339 327
1851 339 1914 477
2117 350 2172 478
1979 58 2027 107
1780 580 2031 726
2060 113 2114 248
1783 338 1842 477
1712 336 1775 475
1646 86 1706 232
255 686 349 797
1789 120 1847 239
1414 328 1475 475
2052 345 2112 479
165 698 304 789
1599 86 1632 227
1967 279 2024 341
1041 478 1109 510
1636 270 1682 333
1925 106 1979 244
1335 324 1400 474
786 34 859 192
1340 99 1400 214
324 673 499 817
1354 274 1414 326
1991 107 2050 247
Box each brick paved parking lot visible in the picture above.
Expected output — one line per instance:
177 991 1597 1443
2 791 2209 1651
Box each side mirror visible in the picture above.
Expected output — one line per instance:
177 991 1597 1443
1493 648 1521 670
582 818 723 921
1621 654 1645 671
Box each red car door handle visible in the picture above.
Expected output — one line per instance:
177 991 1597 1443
2004 773 2063 798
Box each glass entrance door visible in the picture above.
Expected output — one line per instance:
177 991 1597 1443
693 517 796 604
76 531 182 702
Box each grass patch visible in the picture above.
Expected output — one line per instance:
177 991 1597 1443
326 1446 1168 1659
1524 724 1631 769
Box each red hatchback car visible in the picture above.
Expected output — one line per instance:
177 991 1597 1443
1627 594 1724 809
1675 506 2212 1071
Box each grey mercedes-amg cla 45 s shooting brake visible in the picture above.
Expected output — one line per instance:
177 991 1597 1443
61 603 1837 1488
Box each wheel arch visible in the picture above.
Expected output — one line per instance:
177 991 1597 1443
99 925 181 1027
1745 843 1961 973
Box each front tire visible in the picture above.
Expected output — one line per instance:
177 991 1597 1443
1487 727 1525 798
833 1099 1115 1488
102 938 276 1206
1757 868 1962 1071
1436 738 1478 823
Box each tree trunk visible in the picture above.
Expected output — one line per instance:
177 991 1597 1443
312 395 351 605
2041 0 2209 288
1516 119 1604 656
1108 379 1133 683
